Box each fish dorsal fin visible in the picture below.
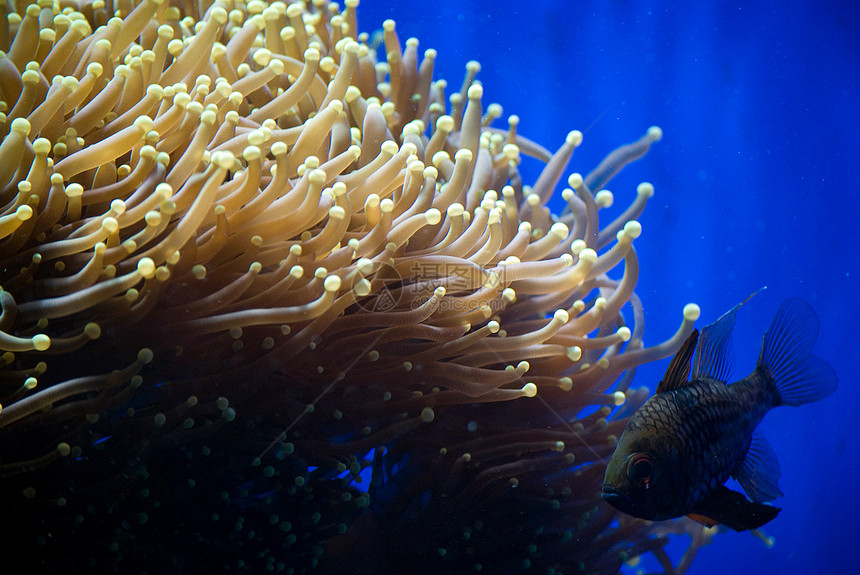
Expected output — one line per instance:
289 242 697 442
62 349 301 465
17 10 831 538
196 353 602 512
691 290 764 382
691 303 739 382
687 486 781 531
732 431 783 503
657 329 698 393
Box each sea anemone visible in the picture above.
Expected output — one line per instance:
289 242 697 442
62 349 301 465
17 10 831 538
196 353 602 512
0 1 708 573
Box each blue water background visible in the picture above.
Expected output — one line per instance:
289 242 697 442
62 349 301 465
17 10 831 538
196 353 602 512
356 1 859 573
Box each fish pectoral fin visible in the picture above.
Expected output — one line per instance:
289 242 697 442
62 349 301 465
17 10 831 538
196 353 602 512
657 329 698 393
732 431 783 502
689 486 781 531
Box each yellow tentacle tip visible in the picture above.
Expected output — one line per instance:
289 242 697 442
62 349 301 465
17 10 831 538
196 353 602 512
683 303 701 322
32 334 51 351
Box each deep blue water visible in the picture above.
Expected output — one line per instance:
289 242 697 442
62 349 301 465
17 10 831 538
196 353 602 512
357 1 859 573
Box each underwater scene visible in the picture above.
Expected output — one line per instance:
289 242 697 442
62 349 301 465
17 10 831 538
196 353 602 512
359 2 858 574
0 0 856 574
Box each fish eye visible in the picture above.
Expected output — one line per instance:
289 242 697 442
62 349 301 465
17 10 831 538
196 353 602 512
626 453 654 488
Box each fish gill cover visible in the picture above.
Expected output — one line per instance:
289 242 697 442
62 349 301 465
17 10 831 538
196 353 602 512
1 1 858 574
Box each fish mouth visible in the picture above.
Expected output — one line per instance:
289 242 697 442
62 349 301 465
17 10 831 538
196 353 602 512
601 486 636 513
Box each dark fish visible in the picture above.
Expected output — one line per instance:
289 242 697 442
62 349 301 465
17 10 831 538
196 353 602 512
601 297 838 530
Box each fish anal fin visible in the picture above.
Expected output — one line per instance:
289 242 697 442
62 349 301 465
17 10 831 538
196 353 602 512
657 330 698 393
690 486 781 531
686 512 720 528
733 431 783 503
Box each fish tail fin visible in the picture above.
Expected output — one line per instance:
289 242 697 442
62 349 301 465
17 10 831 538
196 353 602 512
757 298 837 407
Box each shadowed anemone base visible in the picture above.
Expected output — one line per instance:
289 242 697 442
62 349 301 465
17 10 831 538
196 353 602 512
0 1 711 573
